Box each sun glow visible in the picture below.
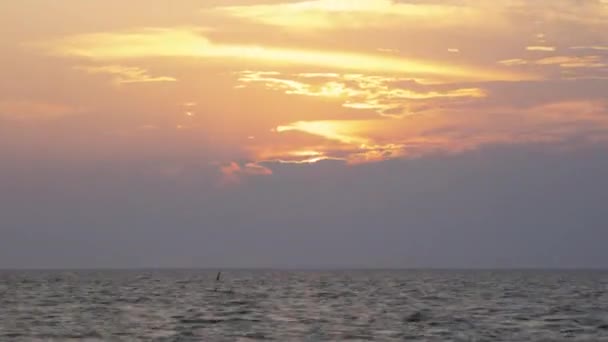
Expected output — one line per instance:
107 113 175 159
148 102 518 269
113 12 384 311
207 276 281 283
276 120 370 145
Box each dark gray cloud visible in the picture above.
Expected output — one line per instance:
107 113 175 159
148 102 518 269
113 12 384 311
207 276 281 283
2 143 607 269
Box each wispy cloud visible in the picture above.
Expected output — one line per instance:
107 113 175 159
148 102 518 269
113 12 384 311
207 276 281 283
236 71 486 118
220 162 272 184
497 59 528 67
526 46 556 52
208 0 494 30
259 100 608 164
499 56 607 69
74 65 176 84
276 120 369 145
570 46 608 51
32 27 531 82
536 56 606 68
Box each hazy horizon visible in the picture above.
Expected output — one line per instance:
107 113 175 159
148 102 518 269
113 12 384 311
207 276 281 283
2 267 608 271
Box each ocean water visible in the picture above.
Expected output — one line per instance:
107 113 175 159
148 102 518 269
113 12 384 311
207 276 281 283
1 270 608 341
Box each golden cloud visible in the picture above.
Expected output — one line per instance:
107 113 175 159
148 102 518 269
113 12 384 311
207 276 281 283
526 46 556 52
74 65 176 84
33 28 532 82
236 71 486 117
209 0 496 30
536 56 606 68
499 55 607 69
239 100 608 166
16 1 607 183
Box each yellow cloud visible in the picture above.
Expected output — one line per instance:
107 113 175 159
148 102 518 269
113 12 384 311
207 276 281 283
271 150 337 164
276 120 369 145
34 28 210 59
209 0 491 30
536 56 606 68
499 56 606 69
570 46 608 51
258 100 608 165
74 65 176 84
498 59 528 66
33 28 532 82
526 46 556 52
237 71 486 117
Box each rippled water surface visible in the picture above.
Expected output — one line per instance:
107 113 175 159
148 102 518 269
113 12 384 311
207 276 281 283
1 270 608 341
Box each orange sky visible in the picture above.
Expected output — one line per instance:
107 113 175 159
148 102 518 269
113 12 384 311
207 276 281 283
1 0 607 183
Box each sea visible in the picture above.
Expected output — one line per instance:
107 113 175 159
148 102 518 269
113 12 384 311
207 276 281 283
1 269 607 341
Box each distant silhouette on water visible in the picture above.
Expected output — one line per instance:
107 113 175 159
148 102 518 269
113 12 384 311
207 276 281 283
214 271 222 292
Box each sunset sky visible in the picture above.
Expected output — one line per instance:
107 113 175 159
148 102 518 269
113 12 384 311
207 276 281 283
1 0 608 268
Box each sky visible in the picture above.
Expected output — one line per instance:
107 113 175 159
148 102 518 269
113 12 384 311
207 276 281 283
1 0 607 268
